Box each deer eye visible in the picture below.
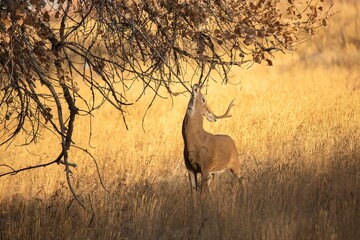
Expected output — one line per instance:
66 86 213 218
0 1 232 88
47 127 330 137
201 96 206 103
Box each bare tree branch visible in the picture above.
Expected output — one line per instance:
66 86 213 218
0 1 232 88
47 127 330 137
0 0 333 213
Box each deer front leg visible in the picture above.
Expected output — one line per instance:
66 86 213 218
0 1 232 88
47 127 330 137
186 152 200 192
188 155 198 171
200 171 210 198
188 171 198 192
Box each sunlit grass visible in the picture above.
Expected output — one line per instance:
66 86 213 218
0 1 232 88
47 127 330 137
1 2 360 239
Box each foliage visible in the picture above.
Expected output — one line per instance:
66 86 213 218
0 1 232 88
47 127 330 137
0 0 332 209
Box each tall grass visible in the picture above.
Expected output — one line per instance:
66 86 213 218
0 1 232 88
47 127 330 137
1 1 360 239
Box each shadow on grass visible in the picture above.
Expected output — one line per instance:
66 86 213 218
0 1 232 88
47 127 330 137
1 153 360 240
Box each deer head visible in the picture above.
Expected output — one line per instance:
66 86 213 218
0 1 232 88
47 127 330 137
186 84 235 122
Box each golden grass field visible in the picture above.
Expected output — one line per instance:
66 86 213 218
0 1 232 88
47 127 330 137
1 1 360 239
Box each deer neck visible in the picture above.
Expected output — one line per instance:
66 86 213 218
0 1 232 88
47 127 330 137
183 111 207 142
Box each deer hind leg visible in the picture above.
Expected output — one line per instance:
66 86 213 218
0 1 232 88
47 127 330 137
230 158 248 193
230 158 242 178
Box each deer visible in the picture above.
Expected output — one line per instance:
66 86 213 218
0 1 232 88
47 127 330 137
182 84 241 196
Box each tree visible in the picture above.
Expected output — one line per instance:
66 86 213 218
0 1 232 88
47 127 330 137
0 0 332 208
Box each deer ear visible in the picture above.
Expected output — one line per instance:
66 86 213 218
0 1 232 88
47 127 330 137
204 111 216 122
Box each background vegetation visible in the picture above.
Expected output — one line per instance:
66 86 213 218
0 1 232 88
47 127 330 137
1 0 360 239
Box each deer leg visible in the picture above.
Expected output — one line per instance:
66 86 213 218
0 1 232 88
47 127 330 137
188 170 198 192
230 167 247 185
230 167 242 178
230 158 242 178
200 171 210 197
230 161 248 194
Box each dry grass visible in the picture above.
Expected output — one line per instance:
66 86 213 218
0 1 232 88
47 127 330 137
1 1 360 239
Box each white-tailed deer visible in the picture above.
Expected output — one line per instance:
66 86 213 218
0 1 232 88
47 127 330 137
182 84 241 195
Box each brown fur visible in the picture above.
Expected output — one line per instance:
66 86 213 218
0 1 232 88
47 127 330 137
182 84 240 195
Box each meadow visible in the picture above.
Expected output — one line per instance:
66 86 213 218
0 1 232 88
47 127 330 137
1 1 360 239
